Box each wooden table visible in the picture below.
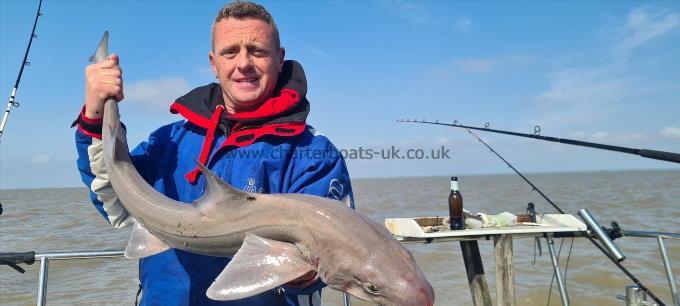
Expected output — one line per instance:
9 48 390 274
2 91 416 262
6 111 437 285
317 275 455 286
385 214 587 306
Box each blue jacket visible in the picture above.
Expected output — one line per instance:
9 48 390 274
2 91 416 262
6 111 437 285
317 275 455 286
74 61 354 306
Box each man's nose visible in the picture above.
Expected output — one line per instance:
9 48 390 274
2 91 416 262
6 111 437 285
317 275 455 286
235 50 253 70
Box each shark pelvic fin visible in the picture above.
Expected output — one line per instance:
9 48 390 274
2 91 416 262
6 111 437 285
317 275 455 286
206 234 315 301
192 160 254 215
124 221 171 259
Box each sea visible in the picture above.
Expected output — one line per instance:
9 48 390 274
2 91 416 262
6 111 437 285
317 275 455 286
1 169 678 306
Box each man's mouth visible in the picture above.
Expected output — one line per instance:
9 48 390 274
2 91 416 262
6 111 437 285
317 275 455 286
234 77 259 83
232 77 260 90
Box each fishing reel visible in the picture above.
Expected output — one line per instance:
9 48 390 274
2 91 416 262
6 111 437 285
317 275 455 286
608 221 624 240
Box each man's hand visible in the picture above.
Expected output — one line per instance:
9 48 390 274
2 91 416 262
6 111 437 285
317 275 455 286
85 54 123 119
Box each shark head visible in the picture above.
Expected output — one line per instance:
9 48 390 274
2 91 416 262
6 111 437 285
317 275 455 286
318 219 435 306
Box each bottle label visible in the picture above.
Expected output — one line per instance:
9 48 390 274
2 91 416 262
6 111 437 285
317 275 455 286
451 218 464 230
450 181 459 191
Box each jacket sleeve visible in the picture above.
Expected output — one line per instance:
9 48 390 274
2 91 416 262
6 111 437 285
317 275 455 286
281 139 354 298
74 109 171 228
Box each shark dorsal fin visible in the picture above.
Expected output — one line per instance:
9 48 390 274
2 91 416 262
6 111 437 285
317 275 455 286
206 234 314 300
192 160 255 215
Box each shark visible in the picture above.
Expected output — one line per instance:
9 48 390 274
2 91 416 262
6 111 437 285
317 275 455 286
94 31 434 306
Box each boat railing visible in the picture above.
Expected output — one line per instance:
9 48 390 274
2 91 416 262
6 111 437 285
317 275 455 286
1 249 353 306
620 231 679 306
2 230 677 306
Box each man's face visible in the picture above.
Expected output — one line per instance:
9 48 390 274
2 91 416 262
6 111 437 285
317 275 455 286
209 18 284 113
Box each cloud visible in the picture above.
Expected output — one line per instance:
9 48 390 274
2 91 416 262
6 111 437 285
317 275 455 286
30 154 53 164
436 137 451 145
532 7 679 129
616 7 680 53
661 126 680 139
304 44 330 59
381 0 429 24
536 66 630 106
454 17 472 32
196 66 214 77
505 54 534 64
569 131 588 139
448 54 533 74
532 64 636 128
570 131 647 142
618 132 647 141
590 131 609 140
125 77 191 111
453 58 497 73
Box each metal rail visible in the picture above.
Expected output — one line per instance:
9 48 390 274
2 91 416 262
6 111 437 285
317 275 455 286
546 236 569 306
657 237 679 306
34 250 124 260
623 230 680 240
5 230 677 306
21 250 352 306
618 230 679 305
33 250 124 306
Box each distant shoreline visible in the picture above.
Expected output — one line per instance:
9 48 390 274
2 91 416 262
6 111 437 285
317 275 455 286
350 167 680 181
2 167 678 191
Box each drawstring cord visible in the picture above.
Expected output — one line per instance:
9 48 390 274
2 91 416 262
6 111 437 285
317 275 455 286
185 105 224 184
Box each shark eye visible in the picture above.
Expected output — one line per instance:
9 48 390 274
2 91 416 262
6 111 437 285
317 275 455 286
362 282 380 295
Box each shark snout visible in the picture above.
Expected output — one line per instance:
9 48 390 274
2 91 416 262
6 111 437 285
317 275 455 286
422 283 435 306
389 279 433 306
412 278 435 306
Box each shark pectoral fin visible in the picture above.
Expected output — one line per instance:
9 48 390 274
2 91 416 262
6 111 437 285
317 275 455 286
124 221 170 259
206 234 314 301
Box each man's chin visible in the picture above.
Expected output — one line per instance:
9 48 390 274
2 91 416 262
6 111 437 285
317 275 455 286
231 97 266 111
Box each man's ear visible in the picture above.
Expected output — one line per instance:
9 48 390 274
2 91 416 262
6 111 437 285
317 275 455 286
278 48 286 73
209 51 218 76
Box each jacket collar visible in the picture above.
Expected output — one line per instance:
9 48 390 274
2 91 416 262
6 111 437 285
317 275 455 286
169 60 309 131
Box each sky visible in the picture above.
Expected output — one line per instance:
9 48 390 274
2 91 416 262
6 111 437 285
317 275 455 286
0 0 679 189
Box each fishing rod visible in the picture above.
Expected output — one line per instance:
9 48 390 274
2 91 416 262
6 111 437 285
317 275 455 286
398 119 680 164
401 119 667 305
0 0 44 141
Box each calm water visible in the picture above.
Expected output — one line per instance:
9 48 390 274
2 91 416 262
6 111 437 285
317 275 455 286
1 170 678 306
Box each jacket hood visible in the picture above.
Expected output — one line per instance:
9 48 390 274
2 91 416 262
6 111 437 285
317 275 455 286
170 60 310 130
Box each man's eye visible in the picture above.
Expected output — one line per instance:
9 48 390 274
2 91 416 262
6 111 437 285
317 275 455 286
222 49 238 58
252 49 268 56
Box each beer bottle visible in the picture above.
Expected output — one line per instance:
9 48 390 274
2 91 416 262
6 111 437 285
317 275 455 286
448 176 464 230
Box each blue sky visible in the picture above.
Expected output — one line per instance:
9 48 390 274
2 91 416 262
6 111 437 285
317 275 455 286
1 0 678 189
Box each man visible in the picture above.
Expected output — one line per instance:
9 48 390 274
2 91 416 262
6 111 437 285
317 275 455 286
73 2 353 305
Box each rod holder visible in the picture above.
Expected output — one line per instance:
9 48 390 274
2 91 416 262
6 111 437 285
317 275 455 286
578 208 626 262
625 285 649 306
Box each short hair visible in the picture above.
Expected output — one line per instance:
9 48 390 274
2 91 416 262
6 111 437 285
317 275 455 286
211 1 281 50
